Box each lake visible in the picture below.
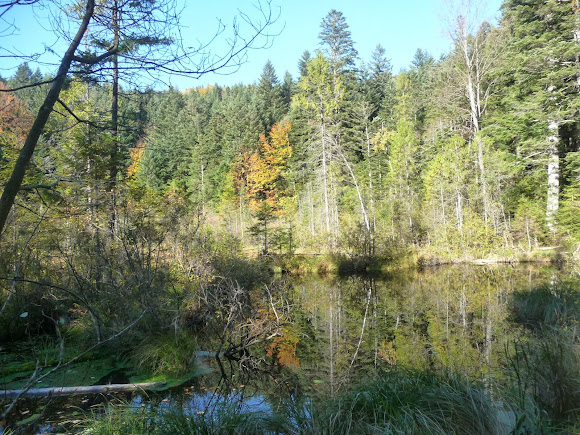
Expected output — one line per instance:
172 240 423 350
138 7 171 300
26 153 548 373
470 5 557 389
1 263 576 433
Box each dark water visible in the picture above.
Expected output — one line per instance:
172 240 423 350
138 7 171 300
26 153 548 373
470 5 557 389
1 263 573 433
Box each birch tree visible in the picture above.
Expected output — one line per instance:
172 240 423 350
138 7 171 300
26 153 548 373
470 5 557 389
443 0 503 227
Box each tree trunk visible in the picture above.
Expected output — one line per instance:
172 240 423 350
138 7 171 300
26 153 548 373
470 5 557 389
546 120 560 231
321 114 331 238
339 151 370 233
108 0 120 233
0 382 166 398
0 0 96 237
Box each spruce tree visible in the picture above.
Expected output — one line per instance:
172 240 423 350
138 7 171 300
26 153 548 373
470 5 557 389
498 0 580 231
257 60 284 133
318 9 358 75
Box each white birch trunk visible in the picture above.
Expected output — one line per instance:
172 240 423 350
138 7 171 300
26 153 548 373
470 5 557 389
321 117 331 237
546 120 560 231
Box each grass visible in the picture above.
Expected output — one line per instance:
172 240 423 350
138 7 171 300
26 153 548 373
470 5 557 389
80 404 153 435
302 370 525 435
79 369 539 435
130 331 198 377
512 283 580 328
507 282 580 424
506 327 580 421
80 399 276 435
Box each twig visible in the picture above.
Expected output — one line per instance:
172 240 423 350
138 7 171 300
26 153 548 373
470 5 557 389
0 309 147 420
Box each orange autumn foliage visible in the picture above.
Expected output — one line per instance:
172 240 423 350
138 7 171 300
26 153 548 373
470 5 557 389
244 121 292 213
0 82 33 146
266 325 300 369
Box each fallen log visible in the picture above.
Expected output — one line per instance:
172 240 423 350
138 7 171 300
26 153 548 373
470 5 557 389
0 382 167 399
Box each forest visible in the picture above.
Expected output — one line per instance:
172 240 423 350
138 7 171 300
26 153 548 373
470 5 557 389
2 0 580 433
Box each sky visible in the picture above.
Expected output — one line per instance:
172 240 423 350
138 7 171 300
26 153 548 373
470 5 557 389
0 0 504 90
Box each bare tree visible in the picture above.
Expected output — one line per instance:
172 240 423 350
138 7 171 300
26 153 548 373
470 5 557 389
442 0 503 228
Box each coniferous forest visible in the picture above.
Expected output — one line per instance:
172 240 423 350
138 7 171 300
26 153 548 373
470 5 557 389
2 1 580 433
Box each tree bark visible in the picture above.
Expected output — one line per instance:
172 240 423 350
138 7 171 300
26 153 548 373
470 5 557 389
108 0 120 233
546 120 560 231
0 0 96 237
321 113 331 237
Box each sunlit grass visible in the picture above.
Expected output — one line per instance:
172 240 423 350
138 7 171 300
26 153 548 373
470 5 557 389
80 369 541 435
130 331 198 377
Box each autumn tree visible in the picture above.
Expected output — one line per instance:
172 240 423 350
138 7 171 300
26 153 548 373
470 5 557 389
244 121 292 253
0 83 33 182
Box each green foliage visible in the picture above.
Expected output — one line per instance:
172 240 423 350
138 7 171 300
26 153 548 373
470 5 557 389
507 283 580 422
7 7 580 431
81 404 153 434
306 370 517 435
559 151 580 246
131 331 198 377
512 198 545 251
318 9 358 74
155 404 275 435
248 202 275 254
512 284 580 329
81 399 276 435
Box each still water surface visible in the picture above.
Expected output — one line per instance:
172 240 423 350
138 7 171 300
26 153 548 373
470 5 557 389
137 264 567 416
5 263 573 432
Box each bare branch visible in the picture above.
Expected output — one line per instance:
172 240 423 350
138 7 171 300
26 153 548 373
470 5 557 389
0 309 147 420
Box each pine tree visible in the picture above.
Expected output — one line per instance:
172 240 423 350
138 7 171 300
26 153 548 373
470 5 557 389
8 63 45 113
318 9 358 76
366 44 395 123
298 50 311 78
280 71 294 113
140 88 187 190
257 60 284 133
498 0 580 232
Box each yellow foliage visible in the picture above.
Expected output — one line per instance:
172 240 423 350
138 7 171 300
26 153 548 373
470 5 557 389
243 121 292 214
127 139 146 178
379 341 397 365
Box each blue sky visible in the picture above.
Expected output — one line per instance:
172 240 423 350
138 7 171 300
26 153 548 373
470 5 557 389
0 0 504 89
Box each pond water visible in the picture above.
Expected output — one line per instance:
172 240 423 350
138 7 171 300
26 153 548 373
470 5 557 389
1 263 575 433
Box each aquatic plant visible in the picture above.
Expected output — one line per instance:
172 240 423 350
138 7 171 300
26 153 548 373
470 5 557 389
298 370 520 435
130 331 198 376
512 283 580 328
